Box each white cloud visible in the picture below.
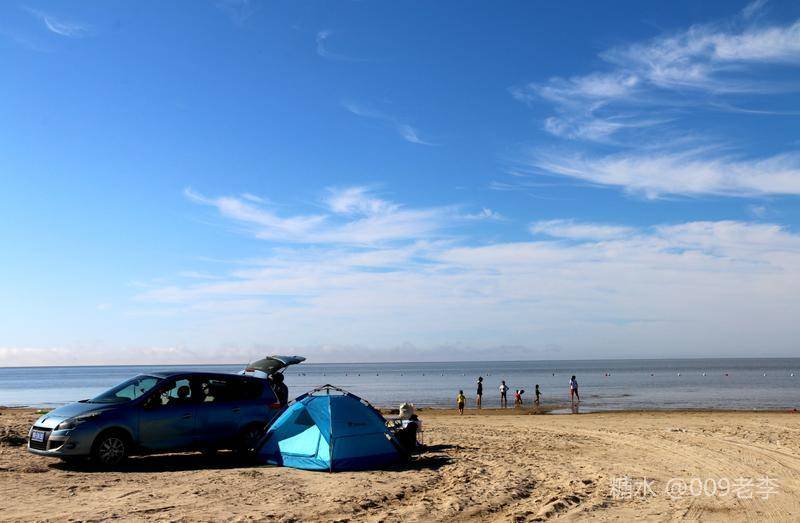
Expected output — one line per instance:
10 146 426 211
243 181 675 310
343 101 436 146
215 0 259 25
185 186 461 245
324 186 397 216
315 30 365 62
130 217 800 360
742 0 768 21
530 220 635 240
513 11 800 144
531 149 800 198
24 8 88 38
465 208 504 221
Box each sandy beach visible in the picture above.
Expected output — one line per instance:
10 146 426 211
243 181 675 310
2 406 799 522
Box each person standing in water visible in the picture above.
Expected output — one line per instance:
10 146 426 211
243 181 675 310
456 390 466 415
499 380 509 408
476 376 484 409
534 384 541 407
569 375 580 404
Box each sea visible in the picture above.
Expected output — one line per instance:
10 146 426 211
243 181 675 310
1 358 799 412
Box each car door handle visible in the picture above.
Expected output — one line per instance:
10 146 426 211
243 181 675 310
182 413 192 419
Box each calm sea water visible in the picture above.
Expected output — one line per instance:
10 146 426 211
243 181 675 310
1 359 798 411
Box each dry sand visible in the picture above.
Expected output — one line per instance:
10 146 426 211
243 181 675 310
2 406 800 522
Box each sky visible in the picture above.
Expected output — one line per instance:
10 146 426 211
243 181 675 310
2 0 800 365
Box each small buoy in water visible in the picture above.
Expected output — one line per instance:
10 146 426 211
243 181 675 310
702 372 706 376
792 373 795 377
677 373 681 376
725 373 729 377
763 373 767 377
650 373 654 377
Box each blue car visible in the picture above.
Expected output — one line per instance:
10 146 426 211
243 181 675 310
27 361 301 467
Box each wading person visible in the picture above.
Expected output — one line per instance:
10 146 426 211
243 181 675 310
534 384 541 407
514 389 524 408
476 376 483 409
569 375 580 404
499 380 509 408
456 390 466 415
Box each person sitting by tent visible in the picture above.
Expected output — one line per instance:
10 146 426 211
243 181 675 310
395 414 420 453
271 373 289 406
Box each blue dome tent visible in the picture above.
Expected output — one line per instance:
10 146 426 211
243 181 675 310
256 385 407 472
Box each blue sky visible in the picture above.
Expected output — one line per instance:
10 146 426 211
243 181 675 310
2 0 800 365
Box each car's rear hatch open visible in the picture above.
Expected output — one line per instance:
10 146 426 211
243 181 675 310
242 355 305 376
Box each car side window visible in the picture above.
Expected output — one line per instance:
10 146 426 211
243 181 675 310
239 378 264 401
198 378 234 403
113 377 160 401
148 379 192 407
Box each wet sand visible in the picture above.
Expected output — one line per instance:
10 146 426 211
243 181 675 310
2 406 799 521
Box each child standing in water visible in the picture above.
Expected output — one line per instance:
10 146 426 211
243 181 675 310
534 384 541 407
456 390 466 415
499 380 509 408
569 375 580 403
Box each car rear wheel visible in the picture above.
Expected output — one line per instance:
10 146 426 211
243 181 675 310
235 425 263 457
91 431 129 467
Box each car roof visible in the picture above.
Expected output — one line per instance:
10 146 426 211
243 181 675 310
144 371 262 380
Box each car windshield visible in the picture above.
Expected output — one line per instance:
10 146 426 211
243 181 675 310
90 375 162 403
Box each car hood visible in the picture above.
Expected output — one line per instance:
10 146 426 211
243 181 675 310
243 355 305 375
34 401 115 429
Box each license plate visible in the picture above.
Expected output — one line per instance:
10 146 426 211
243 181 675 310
31 430 45 443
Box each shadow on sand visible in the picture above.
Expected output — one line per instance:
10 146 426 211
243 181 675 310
51 444 456 474
51 451 258 473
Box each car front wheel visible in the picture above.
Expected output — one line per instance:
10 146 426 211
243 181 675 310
91 431 129 467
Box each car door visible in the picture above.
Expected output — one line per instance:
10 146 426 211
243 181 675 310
193 376 242 448
138 378 196 451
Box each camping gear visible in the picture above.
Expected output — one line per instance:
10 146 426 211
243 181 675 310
398 402 416 419
256 385 407 472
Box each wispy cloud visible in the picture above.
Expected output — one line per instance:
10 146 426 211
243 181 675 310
343 101 437 145
512 10 800 143
135 198 800 360
507 6 800 199
530 219 635 240
530 149 800 199
315 30 366 62
215 0 259 25
24 7 88 38
184 186 488 245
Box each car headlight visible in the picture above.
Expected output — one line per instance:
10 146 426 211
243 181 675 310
56 412 101 431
